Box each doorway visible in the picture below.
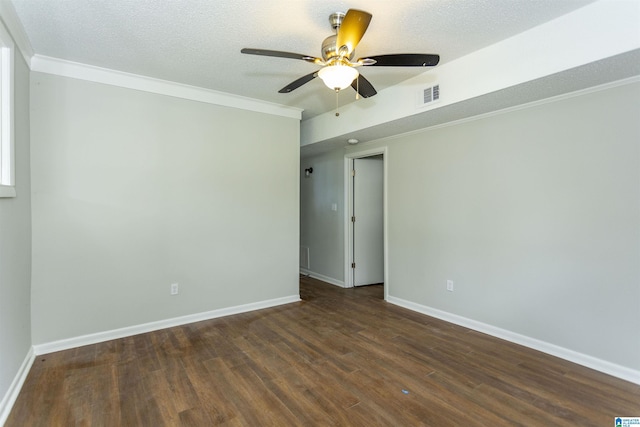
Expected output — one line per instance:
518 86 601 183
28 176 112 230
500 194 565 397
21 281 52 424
345 148 387 297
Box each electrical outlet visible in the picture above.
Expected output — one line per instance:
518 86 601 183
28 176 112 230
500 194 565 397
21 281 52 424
446 280 454 292
171 283 179 295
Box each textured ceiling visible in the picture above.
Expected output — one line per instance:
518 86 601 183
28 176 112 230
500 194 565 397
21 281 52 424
12 0 598 119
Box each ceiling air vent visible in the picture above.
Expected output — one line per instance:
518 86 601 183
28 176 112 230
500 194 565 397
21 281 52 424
417 84 440 109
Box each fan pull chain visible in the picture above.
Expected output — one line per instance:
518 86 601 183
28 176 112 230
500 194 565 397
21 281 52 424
335 89 340 117
356 76 360 100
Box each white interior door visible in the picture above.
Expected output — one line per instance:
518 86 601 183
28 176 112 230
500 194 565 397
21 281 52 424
353 157 384 286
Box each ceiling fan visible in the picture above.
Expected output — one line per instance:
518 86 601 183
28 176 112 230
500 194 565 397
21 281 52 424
241 9 440 100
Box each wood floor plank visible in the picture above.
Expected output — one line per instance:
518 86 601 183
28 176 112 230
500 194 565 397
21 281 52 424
6 277 640 426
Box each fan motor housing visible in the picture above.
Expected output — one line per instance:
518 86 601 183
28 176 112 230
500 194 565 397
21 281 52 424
322 35 354 62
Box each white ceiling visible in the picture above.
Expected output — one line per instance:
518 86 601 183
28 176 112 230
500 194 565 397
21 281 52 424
11 0 599 119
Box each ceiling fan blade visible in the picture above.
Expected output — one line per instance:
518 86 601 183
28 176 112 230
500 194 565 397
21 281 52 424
336 9 372 56
359 54 440 67
351 74 377 98
279 72 318 93
241 48 321 64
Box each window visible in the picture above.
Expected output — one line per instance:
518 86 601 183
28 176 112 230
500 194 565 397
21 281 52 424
0 20 14 198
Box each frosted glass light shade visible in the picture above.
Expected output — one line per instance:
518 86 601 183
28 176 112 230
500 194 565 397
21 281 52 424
318 65 359 90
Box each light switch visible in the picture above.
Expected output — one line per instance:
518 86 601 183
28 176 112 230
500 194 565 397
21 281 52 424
331 203 338 211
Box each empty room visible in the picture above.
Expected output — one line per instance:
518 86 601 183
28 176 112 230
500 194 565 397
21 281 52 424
1 0 639 425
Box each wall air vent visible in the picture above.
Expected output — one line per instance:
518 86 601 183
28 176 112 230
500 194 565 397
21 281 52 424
417 84 440 109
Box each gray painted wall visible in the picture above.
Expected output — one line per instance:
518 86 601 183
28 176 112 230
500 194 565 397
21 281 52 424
0 54 31 410
300 149 344 284
30 72 300 345
379 82 639 370
303 81 640 370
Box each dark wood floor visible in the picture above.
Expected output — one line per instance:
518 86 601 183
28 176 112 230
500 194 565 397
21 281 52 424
8 277 640 426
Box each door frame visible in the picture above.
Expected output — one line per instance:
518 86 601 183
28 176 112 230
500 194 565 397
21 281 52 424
344 146 389 301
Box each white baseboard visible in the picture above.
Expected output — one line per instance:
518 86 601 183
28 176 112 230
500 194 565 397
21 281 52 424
33 294 300 355
0 347 35 426
387 296 640 385
300 269 345 288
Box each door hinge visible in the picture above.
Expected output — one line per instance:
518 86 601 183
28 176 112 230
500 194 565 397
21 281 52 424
351 216 355 222
351 169 356 177
351 262 356 268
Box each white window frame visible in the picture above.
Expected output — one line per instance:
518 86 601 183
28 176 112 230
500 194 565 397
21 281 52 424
0 19 14 198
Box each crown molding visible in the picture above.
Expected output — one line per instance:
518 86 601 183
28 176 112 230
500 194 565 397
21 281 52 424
0 0 33 67
0 2 302 119
30 55 303 120
353 75 640 149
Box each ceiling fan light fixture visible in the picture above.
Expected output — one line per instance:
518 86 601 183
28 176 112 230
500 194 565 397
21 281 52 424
318 64 359 91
